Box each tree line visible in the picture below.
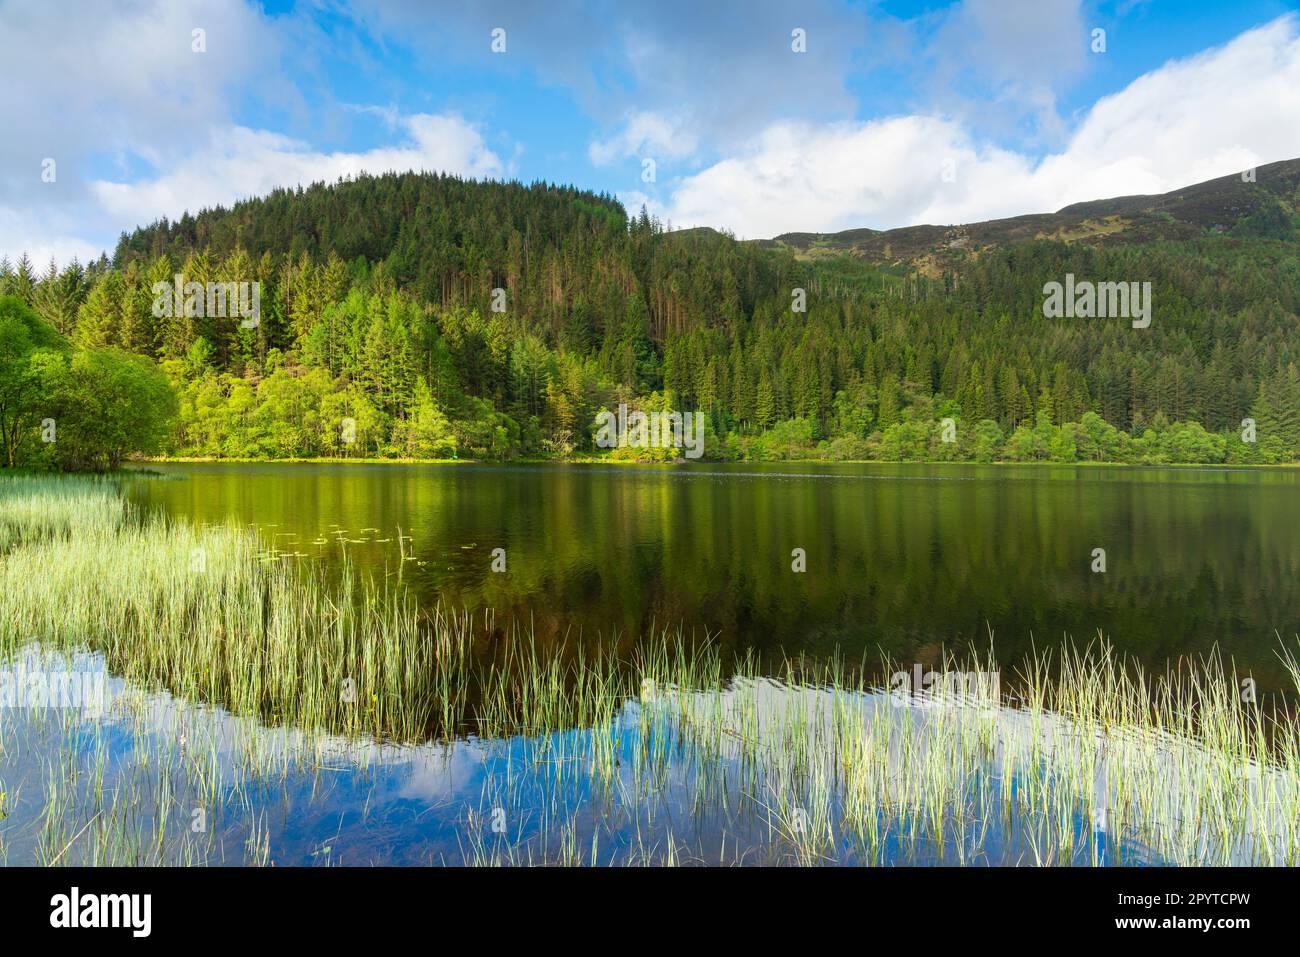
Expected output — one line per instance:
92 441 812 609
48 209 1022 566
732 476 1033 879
3 170 1299 469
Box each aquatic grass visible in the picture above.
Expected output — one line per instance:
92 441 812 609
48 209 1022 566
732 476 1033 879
7 637 1300 865
6 474 1300 865
0 474 124 550
1 476 463 743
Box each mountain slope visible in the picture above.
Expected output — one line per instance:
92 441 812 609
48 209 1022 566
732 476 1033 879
765 158 1300 274
6 158 1300 467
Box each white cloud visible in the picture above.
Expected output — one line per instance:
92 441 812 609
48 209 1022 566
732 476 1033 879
1028 15 1300 206
0 208 104 270
92 114 507 225
652 117 1031 237
922 0 1088 141
0 0 297 263
588 112 698 165
0 0 284 201
649 14 1300 238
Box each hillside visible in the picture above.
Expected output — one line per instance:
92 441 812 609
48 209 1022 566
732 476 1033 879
766 158 1300 275
108 171 795 348
3 162 1300 469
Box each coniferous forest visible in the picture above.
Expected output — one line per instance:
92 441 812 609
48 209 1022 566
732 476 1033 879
4 169 1300 470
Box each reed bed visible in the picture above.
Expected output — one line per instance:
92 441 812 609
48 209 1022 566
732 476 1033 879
0 474 123 550
3 473 1300 865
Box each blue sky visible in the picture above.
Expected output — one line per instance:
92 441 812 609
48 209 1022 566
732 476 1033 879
3 0 1299 264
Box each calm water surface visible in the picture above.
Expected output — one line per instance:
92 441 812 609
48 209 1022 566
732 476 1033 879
126 462 1300 690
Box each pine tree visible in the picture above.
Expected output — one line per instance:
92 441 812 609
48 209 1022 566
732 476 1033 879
74 271 124 348
755 376 776 429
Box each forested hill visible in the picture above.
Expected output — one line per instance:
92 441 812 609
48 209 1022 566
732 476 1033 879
111 171 799 348
113 175 633 312
3 164 1300 470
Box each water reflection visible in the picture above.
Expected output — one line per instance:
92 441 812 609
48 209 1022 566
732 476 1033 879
7 646 1294 866
127 462 1300 690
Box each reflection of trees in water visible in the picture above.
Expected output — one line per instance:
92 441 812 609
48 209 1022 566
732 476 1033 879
132 464 1300 689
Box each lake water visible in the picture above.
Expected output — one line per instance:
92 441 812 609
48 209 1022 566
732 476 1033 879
126 462 1300 692
8 462 1298 866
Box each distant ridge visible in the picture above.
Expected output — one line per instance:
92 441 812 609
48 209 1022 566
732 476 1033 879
763 158 1300 274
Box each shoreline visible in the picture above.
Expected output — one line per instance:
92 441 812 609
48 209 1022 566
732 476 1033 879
131 455 1300 470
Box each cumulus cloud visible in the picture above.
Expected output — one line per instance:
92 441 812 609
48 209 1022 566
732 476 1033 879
648 14 1300 238
351 0 868 154
0 0 296 262
0 0 285 205
1027 15 1300 205
92 114 506 225
0 0 508 263
921 0 1089 142
654 117 1024 236
588 112 698 165
0 208 104 270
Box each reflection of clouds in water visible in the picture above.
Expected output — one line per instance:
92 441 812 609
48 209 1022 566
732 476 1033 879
5 644 470 794
394 739 488 805
681 677 1293 866
7 644 1293 865
10 647 525 837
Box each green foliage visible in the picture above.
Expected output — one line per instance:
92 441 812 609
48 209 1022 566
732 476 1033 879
972 420 1005 463
393 378 457 459
0 295 176 472
41 349 177 471
0 296 67 467
5 172 1298 465
743 417 818 460
1230 199 1296 240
